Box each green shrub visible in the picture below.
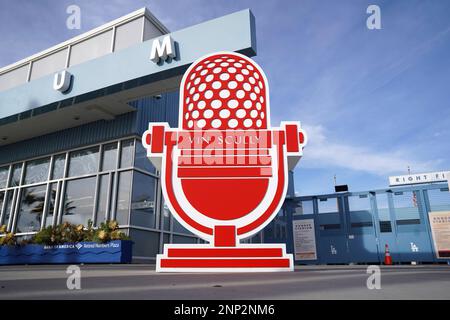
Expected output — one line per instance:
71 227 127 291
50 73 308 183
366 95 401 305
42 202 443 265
1 220 129 246
0 232 16 246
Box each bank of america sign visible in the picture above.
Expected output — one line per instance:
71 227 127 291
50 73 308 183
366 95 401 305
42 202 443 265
389 171 450 186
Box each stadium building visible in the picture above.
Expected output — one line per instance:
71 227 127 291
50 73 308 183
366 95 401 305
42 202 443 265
0 8 266 262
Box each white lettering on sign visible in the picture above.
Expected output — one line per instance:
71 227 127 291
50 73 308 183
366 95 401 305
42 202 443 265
389 171 450 186
150 35 176 63
53 70 72 93
410 242 419 252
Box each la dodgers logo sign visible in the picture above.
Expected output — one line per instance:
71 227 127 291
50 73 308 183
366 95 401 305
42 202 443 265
142 51 307 272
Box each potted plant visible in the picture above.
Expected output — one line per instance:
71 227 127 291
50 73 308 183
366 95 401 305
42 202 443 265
0 220 133 265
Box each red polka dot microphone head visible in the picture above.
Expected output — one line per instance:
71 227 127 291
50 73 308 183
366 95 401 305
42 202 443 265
180 52 269 131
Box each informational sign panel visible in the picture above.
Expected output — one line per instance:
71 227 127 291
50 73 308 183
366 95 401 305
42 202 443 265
429 211 450 259
292 219 317 260
389 171 449 186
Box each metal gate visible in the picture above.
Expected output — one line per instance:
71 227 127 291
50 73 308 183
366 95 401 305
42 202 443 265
287 183 450 264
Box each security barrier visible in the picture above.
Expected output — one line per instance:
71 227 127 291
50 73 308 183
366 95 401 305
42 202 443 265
285 183 450 264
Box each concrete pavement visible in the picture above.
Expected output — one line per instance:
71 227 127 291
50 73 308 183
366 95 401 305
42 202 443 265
0 264 449 299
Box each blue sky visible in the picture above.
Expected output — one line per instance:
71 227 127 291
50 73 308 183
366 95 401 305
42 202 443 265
1 0 449 195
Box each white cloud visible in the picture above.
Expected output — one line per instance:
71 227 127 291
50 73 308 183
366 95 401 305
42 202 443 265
300 124 442 176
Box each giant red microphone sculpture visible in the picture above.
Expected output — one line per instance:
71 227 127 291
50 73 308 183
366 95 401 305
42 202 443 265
142 52 307 272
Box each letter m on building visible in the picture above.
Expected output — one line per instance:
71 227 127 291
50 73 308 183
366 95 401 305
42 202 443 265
150 35 176 63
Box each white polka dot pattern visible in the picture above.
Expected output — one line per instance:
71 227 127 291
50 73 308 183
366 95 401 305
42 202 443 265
182 53 267 130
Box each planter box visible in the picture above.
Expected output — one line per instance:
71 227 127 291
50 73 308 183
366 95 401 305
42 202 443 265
0 240 133 265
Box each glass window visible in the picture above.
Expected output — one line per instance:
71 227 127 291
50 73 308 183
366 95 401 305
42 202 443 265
318 197 339 214
9 163 22 187
0 166 9 188
52 154 66 179
101 143 117 171
62 177 96 226
116 171 132 225
68 147 99 177
427 188 450 212
173 218 191 234
392 191 421 225
2 191 14 226
24 157 50 185
161 200 171 231
251 232 262 243
130 172 156 228
376 193 392 232
294 199 313 215
120 140 134 168
162 233 170 246
348 195 371 211
348 195 373 228
0 191 4 222
129 229 159 258
96 174 110 225
16 185 46 233
45 183 58 227
173 235 197 244
376 193 390 221
135 141 155 173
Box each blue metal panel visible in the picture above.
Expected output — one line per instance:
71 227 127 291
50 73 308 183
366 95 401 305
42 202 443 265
315 196 350 264
345 193 380 263
392 189 435 262
133 91 179 135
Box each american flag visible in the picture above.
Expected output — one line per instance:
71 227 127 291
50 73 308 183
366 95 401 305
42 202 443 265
412 191 418 207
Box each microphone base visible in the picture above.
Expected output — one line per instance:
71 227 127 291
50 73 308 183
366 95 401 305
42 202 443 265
156 244 294 272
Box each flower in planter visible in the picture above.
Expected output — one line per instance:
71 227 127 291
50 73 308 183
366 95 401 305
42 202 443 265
76 224 84 232
97 230 108 241
0 225 6 234
108 220 119 231
111 230 124 240
0 232 16 246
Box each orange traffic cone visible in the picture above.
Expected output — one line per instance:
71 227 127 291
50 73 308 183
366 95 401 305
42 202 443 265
384 244 393 265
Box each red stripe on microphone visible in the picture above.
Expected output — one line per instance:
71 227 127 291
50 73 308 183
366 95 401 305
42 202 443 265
167 247 283 258
177 155 272 166
150 126 165 153
160 258 291 268
180 149 270 156
285 124 299 152
177 167 272 178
